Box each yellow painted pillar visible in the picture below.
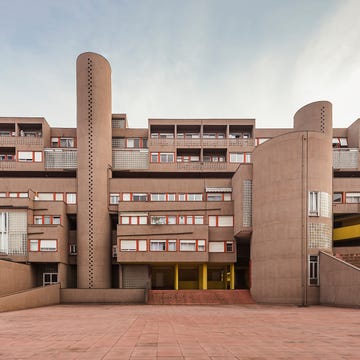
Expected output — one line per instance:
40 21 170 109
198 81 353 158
174 264 179 290
230 263 235 290
202 263 207 290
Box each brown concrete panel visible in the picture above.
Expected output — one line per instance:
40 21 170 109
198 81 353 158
0 260 35 296
320 251 360 307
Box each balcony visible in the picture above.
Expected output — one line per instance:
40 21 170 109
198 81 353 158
176 162 227 171
0 136 43 146
333 224 360 242
333 148 359 169
44 149 77 169
112 149 149 170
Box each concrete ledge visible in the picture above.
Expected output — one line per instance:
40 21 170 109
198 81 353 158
60 288 146 303
0 284 60 313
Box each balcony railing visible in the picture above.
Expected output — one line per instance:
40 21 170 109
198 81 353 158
148 138 255 148
0 136 43 146
177 162 227 170
333 148 359 169
44 149 77 169
112 149 149 170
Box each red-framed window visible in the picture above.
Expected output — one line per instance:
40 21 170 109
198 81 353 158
51 137 76 148
29 239 58 252
208 215 234 227
206 193 232 201
229 152 251 163
0 192 28 198
17 151 42 162
150 152 174 163
33 215 61 225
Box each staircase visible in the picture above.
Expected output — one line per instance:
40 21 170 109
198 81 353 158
147 289 255 305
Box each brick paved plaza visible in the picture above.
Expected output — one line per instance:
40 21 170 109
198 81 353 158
0 304 359 359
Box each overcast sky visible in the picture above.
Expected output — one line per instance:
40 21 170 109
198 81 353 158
1 0 359 129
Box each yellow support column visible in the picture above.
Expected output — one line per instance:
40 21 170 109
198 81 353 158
230 263 235 290
202 264 207 290
174 264 179 290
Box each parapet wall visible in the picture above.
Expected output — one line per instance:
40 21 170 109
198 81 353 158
0 284 60 313
0 260 35 296
320 251 360 307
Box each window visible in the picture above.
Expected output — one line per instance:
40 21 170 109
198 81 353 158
309 255 319 285
55 193 64 201
122 193 131 201
177 155 200 162
333 192 343 203
150 152 174 163
133 193 147 202
194 216 204 225
150 240 166 251
309 192 320 216
198 240 205 252
120 240 137 251
332 137 348 148
207 193 232 201
120 215 148 225
51 137 75 148
345 193 360 203
36 193 54 201
150 216 167 225
110 193 120 204
180 240 196 251
209 216 234 227
151 132 174 139
66 193 77 204
43 273 58 286
168 240 177 251
120 240 146 251
226 241 234 252
150 193 175 201
33 215 61 225
229 153 251 163
69 244 77 255
30 239 57 252
209 242 225 252
187 193 203 201
18 151 42 162
203 155 226 162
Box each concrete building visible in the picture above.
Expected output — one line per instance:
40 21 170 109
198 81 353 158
0 52 359 307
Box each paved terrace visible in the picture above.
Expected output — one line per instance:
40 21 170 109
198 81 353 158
0 304 359 359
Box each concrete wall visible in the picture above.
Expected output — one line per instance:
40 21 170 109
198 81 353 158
320 251 360 307
60 288 145 303
77 52 112 288
0 260 35 296
0 284 60 313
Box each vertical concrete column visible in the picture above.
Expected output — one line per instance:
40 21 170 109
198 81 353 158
202 264 207 290
230 263 235 290
76 52 112 289
174 264 179 290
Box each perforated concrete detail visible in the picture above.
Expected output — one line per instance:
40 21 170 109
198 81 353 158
87 58 95 288
320 106 325 133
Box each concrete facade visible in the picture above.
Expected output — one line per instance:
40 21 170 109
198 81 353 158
0 52 359 306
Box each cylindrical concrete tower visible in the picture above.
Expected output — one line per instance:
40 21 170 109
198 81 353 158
76 52 112 288
251 101 333 305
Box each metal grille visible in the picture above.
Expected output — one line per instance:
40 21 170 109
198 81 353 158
44 149 77 168
242 180 252 227
112 150 149 169
112 138 126 148
122 265 149 288
333 149 359 169
0 212 28 255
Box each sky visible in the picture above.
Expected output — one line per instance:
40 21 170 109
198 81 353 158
1 0 360 129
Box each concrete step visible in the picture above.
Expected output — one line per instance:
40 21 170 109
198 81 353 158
147 289 255 305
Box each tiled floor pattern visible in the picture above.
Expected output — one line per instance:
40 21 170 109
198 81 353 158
0 304 359 359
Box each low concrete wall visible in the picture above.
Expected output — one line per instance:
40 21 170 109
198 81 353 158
0 284 60 313
0 260 35 296
320 251 360 307
61 289 145 303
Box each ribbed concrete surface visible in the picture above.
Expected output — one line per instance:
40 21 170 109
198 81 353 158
147 290 255 305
